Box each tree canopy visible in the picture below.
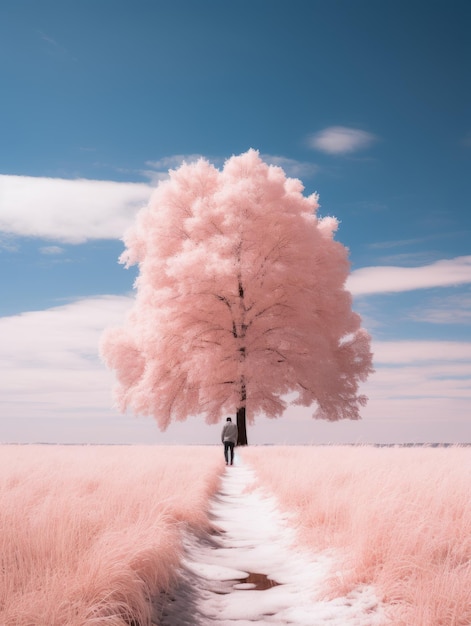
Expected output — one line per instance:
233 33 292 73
101 150 373 440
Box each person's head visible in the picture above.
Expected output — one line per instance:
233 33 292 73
226 417 232 422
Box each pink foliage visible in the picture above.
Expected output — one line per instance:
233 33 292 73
0 445 223 625
101 150 373 429
242 446 471 625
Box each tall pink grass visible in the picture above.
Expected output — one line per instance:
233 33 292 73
242 445 471 625
0 445 223 625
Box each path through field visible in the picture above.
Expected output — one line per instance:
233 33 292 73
159 456 387 625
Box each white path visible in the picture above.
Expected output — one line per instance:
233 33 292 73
159 457 387 625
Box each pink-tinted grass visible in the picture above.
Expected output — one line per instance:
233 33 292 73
0 445 223 625
242 446 471 625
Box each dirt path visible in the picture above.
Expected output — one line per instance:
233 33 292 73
158 459 387 625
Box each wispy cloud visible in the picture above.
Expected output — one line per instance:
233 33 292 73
0 234 19 253
344 200 388 214
261 154 318 179
147 154 206 170
369 231 470 258
142 154 206 182
38 31 61 48
369 237 429 250
308 126 377 155
410 292 471 325
347 256 471 296
374 251 440 267
37 30 77 61
142 152 318 183
39 246 64 255
0 175 152 243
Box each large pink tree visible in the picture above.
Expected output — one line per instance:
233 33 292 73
101 150 373 445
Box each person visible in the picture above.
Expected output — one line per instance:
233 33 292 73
221 417 238 466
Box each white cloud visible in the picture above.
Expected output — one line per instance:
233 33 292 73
0 297 470 444
0 175 153 243
0 154 320 246
372 340 471 364
0 294 226 444
354 338 471 441
0 295 133 420
347 256 471 295
0 295 133 369
367 364 471 405
309 126 377 155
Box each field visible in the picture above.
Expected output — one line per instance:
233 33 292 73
1 445 470 625
0 445 223 625
242 446 471 625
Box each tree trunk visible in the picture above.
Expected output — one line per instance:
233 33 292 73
236 405 248 446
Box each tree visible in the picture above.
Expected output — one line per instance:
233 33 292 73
101 150 373 445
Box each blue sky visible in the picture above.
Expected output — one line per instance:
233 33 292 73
0 0 470 444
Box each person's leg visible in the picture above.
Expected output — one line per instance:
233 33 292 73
229 442 235 465
224 442 229 464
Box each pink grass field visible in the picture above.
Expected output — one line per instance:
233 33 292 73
0 445 223 625
242 446 471 625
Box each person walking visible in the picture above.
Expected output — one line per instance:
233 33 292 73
221 417 238 465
